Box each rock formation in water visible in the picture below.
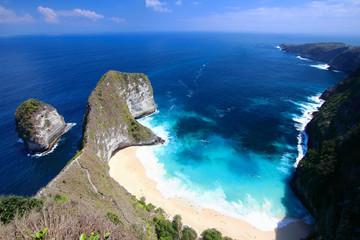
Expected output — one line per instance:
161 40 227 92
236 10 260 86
15 99 67 152
280 42 360 73
291 66 360 239
81 70 162 162
34 71 162 238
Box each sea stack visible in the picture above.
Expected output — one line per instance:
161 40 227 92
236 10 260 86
15 99 67 152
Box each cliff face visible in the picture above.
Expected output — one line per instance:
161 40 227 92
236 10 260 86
280 42 360 73
40 70 161 238
291 67 360 239
82 70 161 162
15 99 66 152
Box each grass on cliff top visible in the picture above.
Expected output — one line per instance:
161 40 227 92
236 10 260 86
0 195 136 239
14 99 44 140
15 98 41 123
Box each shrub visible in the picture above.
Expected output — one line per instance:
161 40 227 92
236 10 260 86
201 228 222 240
153 214 177 240
153 214 197 240
181 226 197 240
54 194 68 203
0 196 43 224
106 212 124 226
29 227 47 240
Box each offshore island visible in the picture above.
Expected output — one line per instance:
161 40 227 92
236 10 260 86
1 42 360 240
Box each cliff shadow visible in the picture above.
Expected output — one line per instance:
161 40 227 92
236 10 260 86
274 173 313 240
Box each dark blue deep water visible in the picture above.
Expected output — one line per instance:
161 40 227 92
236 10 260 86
0 33 356 229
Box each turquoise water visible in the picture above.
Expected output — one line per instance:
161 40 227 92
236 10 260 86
137 94 322 230
0 33 351 229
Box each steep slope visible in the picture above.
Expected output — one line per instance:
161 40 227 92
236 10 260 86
15 99 67 152
37 70 162 238
291 67 360 239
280 42 360 73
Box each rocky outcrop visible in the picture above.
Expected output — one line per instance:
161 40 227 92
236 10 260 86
15 99 67 152
280 42 360 73
38 71 162 238
81 70 162 162
291 66 360 239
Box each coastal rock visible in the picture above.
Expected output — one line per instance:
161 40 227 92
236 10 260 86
82 70 161 162
280 42 360 73
15 99 67 152
291 66 360 239
36 70 163 239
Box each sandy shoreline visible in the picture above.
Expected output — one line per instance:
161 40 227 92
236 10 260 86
109 146 311 240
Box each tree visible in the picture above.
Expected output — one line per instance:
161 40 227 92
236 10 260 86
172 215 183 240
181 226 197 240
201 228 222 240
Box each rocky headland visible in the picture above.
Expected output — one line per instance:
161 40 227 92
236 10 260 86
81 70 162 162
291 66 360 239
280 42 360 73
15 99 67 152
30 70 163 238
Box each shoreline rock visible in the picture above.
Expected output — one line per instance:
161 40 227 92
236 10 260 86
280 42 360 73
291 66 360 239
15 99 67 153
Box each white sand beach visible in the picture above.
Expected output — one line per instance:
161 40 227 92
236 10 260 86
109 146 311 240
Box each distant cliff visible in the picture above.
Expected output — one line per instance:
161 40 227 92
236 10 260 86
280 42 360 73
291 66 360 239
15 99 67 152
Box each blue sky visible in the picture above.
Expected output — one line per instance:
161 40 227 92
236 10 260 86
1 0 360 35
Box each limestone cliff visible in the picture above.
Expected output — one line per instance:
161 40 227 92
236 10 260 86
40 70 162 238
280 42 360 73
291 67 360 239
15 99 67 152
82 70 161 162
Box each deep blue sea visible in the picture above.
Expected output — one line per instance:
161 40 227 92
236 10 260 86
0 33 358 230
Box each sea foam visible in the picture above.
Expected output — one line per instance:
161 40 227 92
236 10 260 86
137 144 283 231
31 123 76 158
137 112 298 231
296 56 310 61
291 95 325 166
310 63 330 70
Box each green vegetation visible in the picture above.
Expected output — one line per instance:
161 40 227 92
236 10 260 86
0 196 43 224
181 226 198 240
153 214 198 240
132 196 156 212
292 66 360 239
106 211 124 226
123 113 153 141
29 227 47 240
54 194 68 203
14 99 43 141
200 229 232 240
79 231 110 240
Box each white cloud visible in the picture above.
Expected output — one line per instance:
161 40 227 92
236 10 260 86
109 17 125 23
0 5 34 23
38 6 59 23
189 0 360 34
175 0 182 6
38 6 104 23
145 0 172 12
192 1 201 5
59 9 104 21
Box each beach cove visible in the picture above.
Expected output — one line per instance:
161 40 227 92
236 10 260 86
109 146 311 240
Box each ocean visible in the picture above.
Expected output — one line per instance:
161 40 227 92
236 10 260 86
0 33 355 230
